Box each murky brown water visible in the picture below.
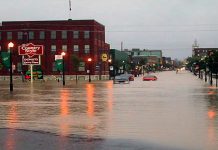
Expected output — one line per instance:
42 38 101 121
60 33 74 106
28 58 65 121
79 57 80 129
0 70 218 150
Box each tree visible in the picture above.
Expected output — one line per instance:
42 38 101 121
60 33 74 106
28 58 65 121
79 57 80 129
139 58 147 66
209 51 218 73
186 56 201 71
72 54 82 83
0 63 3 70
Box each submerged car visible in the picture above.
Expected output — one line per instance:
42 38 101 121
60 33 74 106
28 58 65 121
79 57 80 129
114 74 130 84
142 75 157 81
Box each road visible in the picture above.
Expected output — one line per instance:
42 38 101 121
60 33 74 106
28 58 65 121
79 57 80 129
0 70 218 150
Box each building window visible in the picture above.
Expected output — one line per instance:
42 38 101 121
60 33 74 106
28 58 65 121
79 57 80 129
73 45 79 52
17 32 23 40
84 45 90 54
29 31 34 40
39 31 45 39
84 31 90 39
51 31 56 39
73 31 79 39
51 45 56 52
52 62 57 71
7 32 12 40
62 31 67 39
62 45 67 51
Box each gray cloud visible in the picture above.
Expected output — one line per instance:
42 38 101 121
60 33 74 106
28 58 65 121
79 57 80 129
1 0 218 59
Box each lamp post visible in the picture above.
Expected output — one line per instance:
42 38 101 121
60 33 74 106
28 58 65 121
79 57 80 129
61 52 66 86
108 59 112 80
8 42 14 92
122 60 125 74
88 58 92 82
205 62 207 82
208 51 213 86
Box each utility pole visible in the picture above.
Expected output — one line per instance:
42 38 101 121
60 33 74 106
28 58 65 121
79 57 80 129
68 0 72 19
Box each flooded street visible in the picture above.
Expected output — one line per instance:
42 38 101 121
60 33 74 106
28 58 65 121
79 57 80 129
0 70 218 150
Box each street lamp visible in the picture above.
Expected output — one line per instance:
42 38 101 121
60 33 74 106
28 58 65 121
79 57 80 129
208 51 213 86
201 56 207 82
88 58 92 82
108 59 112 63
61 52 66 86
8 42 14 92
122 60 125 74
108 59 112 80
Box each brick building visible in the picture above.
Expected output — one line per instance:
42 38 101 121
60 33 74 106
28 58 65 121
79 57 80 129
0 19 110 76
193 48 218 57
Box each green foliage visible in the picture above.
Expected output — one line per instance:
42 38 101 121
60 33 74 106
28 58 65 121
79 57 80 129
186 56 201 69
72 54 82 72
0 63 3 70
139 58 147 66
211 51 218 62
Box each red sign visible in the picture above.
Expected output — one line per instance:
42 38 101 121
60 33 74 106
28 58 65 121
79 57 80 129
22 55 40 65
18 43 44 58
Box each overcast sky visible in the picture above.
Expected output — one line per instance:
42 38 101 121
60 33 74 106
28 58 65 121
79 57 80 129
1 0 218 60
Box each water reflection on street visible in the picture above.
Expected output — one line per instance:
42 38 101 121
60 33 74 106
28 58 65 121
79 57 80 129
0 71 218 150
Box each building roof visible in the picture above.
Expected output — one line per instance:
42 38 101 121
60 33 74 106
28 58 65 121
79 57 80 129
0 19 105 31
193 48 218 50
2 19 103 25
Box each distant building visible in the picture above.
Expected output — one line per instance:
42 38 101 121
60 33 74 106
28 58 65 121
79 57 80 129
193 48 218 57
192 40 218 57
0 19 110 76
123 48 162 66
192 39 199 56
109 49 129 76
162 57 172 67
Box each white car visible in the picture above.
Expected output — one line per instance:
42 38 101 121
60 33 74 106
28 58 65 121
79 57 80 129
114 74 130 84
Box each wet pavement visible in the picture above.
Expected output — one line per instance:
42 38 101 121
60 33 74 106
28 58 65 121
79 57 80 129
0 70 218 150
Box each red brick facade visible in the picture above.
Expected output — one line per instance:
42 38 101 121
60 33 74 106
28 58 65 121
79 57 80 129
0 20 110 75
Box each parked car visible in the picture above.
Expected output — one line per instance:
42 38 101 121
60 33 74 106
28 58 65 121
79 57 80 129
122 74 135 81
142 75 157 81
114 74 130 84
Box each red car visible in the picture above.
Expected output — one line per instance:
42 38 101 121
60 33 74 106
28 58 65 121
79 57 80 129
142 75 157 81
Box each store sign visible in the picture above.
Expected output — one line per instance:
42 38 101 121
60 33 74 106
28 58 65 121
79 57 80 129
22 55 40 65
18 43 44 58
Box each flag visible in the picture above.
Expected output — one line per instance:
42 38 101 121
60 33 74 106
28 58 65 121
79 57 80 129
0 52 10 69
55 59 63 72
69 0 72 11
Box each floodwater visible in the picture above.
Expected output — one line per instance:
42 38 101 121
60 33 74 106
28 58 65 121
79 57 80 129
0 70 218 150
